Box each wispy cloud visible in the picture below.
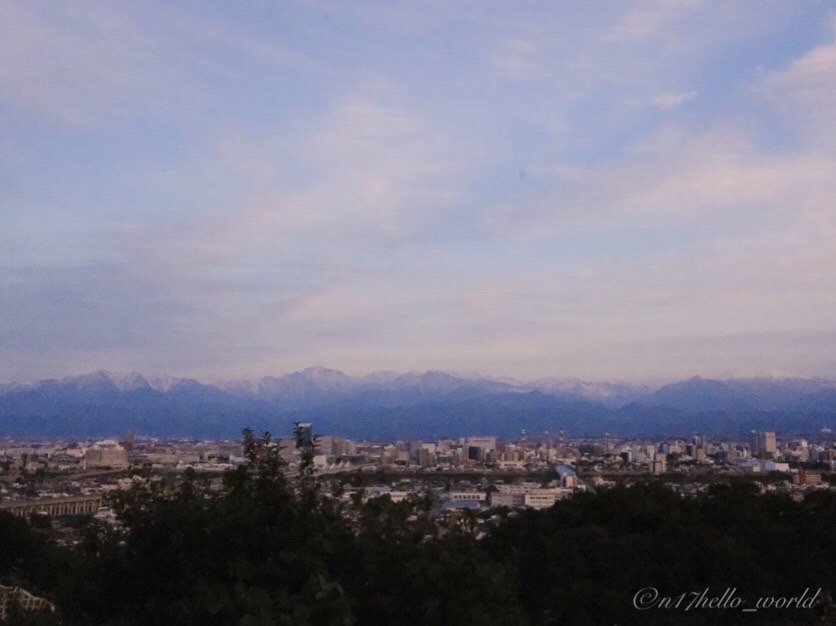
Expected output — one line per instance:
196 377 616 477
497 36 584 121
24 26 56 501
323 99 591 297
0 2 313 127
1 2 835 382
652 90 697 109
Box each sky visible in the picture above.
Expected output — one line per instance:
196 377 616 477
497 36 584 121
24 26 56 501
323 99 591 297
1 1 835 384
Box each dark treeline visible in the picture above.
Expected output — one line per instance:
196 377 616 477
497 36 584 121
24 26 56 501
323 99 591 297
1 431 835 625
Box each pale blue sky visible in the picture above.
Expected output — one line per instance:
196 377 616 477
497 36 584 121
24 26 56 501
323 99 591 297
1 1 835 383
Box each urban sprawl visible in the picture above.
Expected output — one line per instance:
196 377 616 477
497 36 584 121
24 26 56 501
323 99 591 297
2 427 835 525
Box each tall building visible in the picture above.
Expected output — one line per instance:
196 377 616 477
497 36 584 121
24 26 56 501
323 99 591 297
84 440 129 469
294 422 314 449
465 436 496 462
466 436 497 452
750 431 777 459
317 436 357 458
651 456 667 474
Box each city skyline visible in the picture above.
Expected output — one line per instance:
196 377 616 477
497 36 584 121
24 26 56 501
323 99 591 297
2 2 835 383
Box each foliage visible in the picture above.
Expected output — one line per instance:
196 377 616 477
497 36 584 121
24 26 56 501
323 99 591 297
1 434 835 625
485 482 836 624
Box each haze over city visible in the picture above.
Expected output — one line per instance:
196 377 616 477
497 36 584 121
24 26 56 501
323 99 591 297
2 1 835 384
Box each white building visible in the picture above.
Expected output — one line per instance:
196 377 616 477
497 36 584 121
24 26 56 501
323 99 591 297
84 440 129 470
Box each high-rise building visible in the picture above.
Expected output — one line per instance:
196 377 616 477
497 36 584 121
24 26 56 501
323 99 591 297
651 456 667 474
295 422 314 449
466 436 497 452
750 431 777 458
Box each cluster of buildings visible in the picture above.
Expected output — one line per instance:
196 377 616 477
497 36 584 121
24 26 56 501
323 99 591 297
0 428 834 526
0 440 129 474
296 430 836 479
0 428 832 619
4 429 833 480
301 434 579 473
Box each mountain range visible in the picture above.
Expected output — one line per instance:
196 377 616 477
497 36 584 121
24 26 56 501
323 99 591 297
0 368 834 439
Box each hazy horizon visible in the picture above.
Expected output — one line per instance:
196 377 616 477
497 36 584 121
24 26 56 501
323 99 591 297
4 364 836 389
3 2 835 383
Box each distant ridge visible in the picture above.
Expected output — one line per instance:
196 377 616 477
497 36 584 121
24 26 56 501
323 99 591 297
0 369 833 439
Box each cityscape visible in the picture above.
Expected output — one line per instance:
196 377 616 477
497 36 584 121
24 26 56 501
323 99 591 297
2 422 836 621
3 0 836 623
3 426 835 524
